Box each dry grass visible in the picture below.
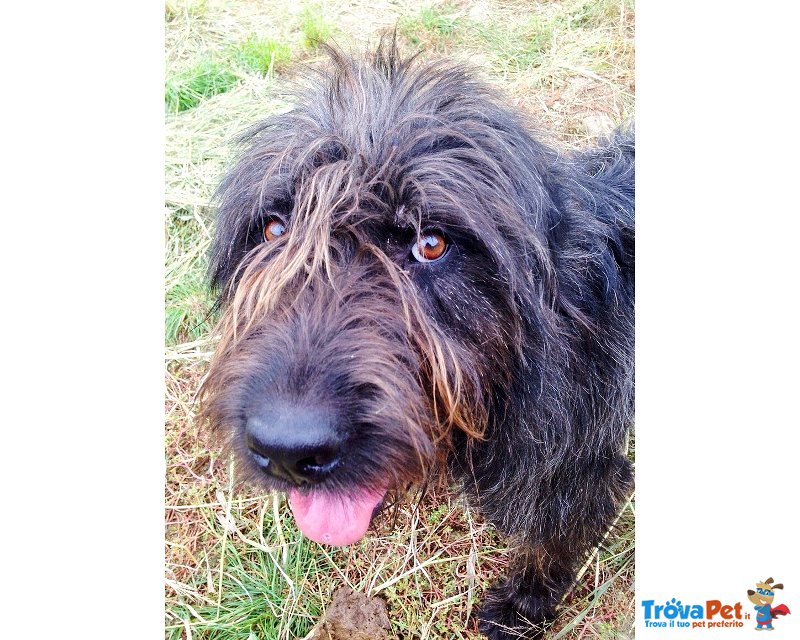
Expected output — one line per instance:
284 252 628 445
165 1 635 638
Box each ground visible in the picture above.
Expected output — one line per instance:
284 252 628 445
164 1 635 638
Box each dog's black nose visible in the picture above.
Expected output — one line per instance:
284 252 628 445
244 402 343 485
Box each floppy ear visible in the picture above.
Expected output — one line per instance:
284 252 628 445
765 577 774 584
772 583 784 590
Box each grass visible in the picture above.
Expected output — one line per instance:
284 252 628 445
166 0 208 22
165 1 635 638
299 5 333 50
399 4 462 48
166 272 213 344
234 35 292 76
166 58 239 113
477 14 559 71
395 0 634 145
166 491 324 639
164 202 215 347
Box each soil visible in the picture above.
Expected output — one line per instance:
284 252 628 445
307 586 392 640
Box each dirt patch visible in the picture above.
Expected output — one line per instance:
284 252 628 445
308 586 391 640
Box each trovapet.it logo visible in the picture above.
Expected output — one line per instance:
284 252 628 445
641 576 792 631
641 598 747 629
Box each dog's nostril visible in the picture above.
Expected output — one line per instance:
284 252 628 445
303 446 338 467
296 451 341 476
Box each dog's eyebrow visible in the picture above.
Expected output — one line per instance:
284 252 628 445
393 204 434 235
394 204 407 223
393 204 416 227
249 189 293 221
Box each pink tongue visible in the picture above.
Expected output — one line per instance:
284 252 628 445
288 487 386 546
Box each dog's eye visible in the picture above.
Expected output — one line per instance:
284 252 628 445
263 217 287 242
411 231 448 263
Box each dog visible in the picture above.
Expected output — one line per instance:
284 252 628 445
200 40 634 639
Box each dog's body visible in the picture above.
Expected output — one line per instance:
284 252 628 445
202 42 634 639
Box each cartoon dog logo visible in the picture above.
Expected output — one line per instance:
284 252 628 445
747 578 791 630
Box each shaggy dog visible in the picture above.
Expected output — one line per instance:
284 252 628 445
201 41 634 639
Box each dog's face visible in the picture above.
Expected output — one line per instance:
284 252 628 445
201 48 554 545
747 580 783 606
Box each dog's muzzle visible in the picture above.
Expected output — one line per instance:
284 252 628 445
243 395 388 546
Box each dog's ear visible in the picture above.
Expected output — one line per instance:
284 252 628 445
772 583 784 590
765 577 774 584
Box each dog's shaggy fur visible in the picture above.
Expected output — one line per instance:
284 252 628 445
201 41 634 639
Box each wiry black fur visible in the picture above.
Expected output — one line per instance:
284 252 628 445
204 41 634 639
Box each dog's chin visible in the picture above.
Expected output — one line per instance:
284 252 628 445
287 486 388 546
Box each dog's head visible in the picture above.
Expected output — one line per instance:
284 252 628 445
200 42 560 545
747 578 784 606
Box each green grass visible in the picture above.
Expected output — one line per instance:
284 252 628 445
166 273 213 345
165 492 324 640
477 14 559 71
399 4 463 48
233 35 292 76
164 203 215 347
165 59 239 114
565 0 633 28
299 5 333 50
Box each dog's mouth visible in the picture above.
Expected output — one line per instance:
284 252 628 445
287 486 387 546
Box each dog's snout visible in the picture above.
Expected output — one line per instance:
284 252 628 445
244 401 343 486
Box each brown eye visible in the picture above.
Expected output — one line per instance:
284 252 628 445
411 231 448 263
263 217 287 242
